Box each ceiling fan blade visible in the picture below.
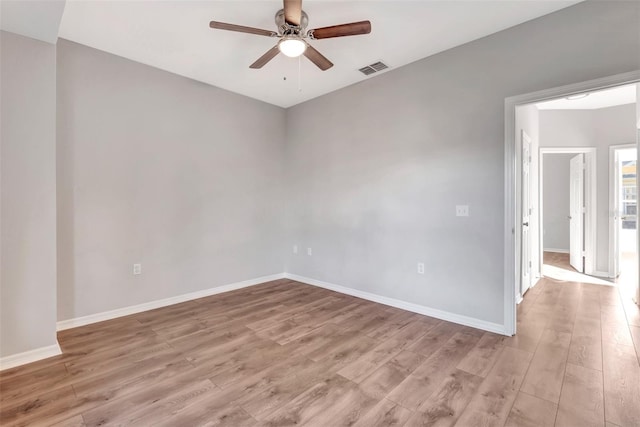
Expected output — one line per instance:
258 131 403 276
209 21 277 37
309 21 371 39
303 44 333 71
283 0 302 26
250 45 280 69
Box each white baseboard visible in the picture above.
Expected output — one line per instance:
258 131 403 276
56 273 286 331
284 273 507 336
544 248 569 254
6 271 508 370
531 276 542 288
0 343 62 371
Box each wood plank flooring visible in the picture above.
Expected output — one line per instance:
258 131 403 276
1 275 640 426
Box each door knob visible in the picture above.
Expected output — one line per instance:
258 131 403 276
523 222 529 227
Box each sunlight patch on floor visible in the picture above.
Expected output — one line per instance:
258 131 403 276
618 251 639 302
542 264 615 286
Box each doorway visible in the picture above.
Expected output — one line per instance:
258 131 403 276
610 145 638 301
538 148 597 282
504 71 640 336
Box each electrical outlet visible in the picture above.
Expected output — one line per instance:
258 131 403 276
133 263 142 275
456 205 469 217
293 245 298 254
307 247 312 256
417 262 425 274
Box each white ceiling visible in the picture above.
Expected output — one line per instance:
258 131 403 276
0 0 66 44
56 0 582 108
536 84 637 110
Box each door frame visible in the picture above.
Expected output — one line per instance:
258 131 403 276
637 128 640 304
539 148 597 276
608 143 637 279
504 70 640 336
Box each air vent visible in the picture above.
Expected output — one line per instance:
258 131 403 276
358 61 389 76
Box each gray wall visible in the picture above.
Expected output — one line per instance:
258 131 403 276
285 1 640 325
539 103 637 272
57 40 286 321
542 153 573 252
0 31 58 357
637 84 640 127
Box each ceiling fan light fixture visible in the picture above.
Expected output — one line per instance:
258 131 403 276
209 1 370 70
278 36 306 58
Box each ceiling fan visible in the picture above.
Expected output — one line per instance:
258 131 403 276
209 0 371 71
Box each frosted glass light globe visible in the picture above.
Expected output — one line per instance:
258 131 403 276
278 38 306 58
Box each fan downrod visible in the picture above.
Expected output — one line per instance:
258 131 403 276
275 9 309 35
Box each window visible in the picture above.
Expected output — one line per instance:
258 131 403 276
623 186 637 200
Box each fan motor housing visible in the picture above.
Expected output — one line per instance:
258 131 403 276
275 9 309 34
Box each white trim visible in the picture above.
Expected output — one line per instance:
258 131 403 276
543 248 570 254
637 127 640 303
584 150 597 275
285 273 507 336
0 343 62 371
505 70 640 337
592 270 613 278
539 147 598 153
505 97 517 337
56 273 286 331
531 276 542 289
609 145 619 278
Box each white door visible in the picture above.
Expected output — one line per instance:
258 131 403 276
614 147 638 302
569 153 585 273
612 149 622 277
521 131 532 295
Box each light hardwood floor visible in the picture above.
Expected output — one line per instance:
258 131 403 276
1 276 639 426
543 251 578 270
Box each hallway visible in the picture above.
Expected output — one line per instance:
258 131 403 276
514 261 640 425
